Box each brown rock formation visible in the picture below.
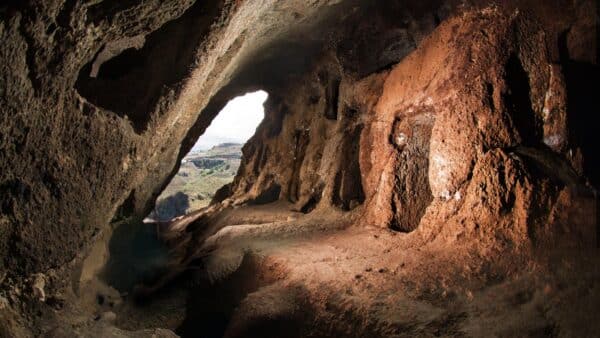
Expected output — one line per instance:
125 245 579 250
0 0 598 337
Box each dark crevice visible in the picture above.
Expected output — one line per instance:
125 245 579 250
251 146 262 175
75 0 224 133
343 105 359 118
248 183 282 206
211 183 233 205
558 30 600 188
86 0 144 24
56 0 77 29
264 98 286 138
318 69 341 121
389 116 433 232
300 183 325 214
300 196 319 214
96 47 144 80
0 180 32 274
325 76 341 120
252 146 268 175
288 129 311 203
332 124 365 210
485 82 495 112
45 23 57 35
512 146 582 186
503 54 541 146
111 189 137 223
433 13 441 26
18 21 42 92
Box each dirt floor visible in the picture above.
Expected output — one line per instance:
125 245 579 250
55 200 593 337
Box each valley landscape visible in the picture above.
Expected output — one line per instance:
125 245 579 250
149 143 242 221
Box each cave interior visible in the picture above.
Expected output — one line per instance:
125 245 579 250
0 0 599 337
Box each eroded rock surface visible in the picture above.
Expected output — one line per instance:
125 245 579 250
0 0 598 337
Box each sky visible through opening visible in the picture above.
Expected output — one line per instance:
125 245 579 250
192 90 268 151
148 90 268 221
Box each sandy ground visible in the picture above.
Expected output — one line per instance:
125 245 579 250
100 200 598 337
4 199 595 337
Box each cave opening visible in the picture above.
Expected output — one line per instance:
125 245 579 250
3 0 599 337
100 91 268 294
148 90 268 222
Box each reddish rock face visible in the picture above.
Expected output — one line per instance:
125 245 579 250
226 5 597 240
0 0 598 336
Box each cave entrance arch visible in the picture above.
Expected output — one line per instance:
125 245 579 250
147 90 269 222
91 0 434 320
102 90 267 292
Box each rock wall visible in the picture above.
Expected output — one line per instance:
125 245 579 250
224 1 598 243
0 0 453 278
0 0 598 335
226 54 384 214
0 0 223 276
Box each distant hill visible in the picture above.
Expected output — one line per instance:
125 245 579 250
148 143 242 221
189 143 243 157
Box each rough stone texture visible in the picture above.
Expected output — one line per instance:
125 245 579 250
0 0 598 336
160 4 597 336
1 0 208 276
0 0 446 277
226 53 384 215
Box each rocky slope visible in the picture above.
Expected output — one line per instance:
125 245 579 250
0 0 598 337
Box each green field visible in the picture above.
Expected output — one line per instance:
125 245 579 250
149 143 242 221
